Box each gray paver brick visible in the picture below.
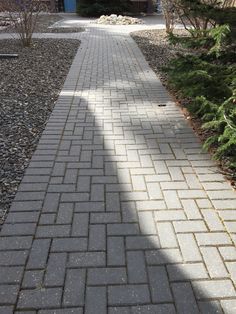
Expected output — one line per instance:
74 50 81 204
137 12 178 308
138 212 156 234
85 287 107 314
39 213 56 225
173 220 207 233
0 250 28 266
202 209 224 231
131 304 176 314
0 266 23 284
88 224 106 251
87 267 127 285
172 282 199 314
75 201 105 212
0 285 19 304
148 266 172 303
157 222 178 248
0 236 32 250
196 233 232 246
56 203 74 224
22 270 44 289
109 307 131 314
45 253 67 286
27 239 50 269
17 288 62 309
167 263 208 281
145 248 182 265
0 306 14 314
5 212 39 223
107 237 126 266
69 252 106 267
221 300 236 314
127 251 147 283
51 238 87 252
198 301 223 314
107 223 139 236
177 233 202 262
192 279 235 299
43 193 60 213
201 247 229 278
72 213 89 237
90 213 121 224
1 223 36 236
36 225 70 238
39 308 83 314
63 269 86 306
108 285 150 306
219 246 236 261
126 236 160 250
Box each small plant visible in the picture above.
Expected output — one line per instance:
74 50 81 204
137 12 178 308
203 91 236 169
165 55 234 102
168 23 231 56
0 0 46 47
208 24 231 57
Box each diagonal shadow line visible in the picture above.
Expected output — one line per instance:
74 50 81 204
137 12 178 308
5 92 227 313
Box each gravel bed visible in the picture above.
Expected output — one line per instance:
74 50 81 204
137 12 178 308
0 14 84 33
48 27 85 33
0 38 80 224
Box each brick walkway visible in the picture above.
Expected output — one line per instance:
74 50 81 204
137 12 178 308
0 18 236 314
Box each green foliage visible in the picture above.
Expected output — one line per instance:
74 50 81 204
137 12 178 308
166 55 233 102
202 92 236 166
168 24 231 57
168 32 211 49
165 53 236 169
77 0 131 17
208 24 231 57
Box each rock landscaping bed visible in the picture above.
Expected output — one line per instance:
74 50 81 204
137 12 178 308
0 38 80 224
0 14 61 33
94 14 143 25
131 29 188 85
48 27 85 33
0 14 84 33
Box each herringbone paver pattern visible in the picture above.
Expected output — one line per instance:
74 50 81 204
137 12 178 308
0 18 236 313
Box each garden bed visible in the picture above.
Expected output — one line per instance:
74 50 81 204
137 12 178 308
0 14 85 33
0 38 80 224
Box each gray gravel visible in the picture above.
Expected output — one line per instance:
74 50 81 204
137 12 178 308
131 29 188 86
0 38 80 224
0 14 84 33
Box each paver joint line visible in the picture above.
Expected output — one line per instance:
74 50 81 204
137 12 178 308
0 16 236 314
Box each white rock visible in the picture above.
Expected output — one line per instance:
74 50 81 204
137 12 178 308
94 14 144 25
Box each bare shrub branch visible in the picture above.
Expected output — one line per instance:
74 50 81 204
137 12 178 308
0 0 47 46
